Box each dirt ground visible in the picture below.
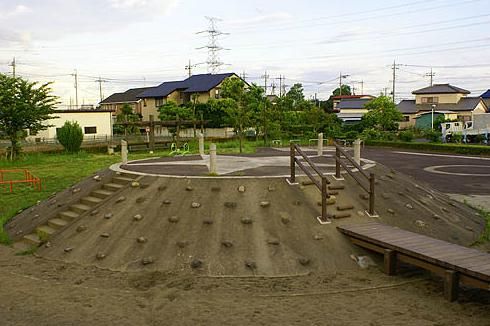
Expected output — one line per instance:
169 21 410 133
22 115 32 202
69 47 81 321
0 245 488 326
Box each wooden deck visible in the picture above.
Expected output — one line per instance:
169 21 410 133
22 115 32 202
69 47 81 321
338 222 490 301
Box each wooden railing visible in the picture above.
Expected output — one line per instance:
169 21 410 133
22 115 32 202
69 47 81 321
289 142 331 223
0 169 42 193
334 142 376 216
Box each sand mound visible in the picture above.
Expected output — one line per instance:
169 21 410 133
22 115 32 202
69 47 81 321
12 161 480 277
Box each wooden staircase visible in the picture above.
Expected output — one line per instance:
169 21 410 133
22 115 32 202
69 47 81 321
16 174 135 250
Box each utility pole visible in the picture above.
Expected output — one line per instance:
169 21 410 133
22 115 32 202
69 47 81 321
384 87 388 97
185 59 193 77
425 68 435 86
271 80 276 95
240 71 247 82
261 71 269 95
71 70 79 109
339 72 350 96
95 76 107 103
391 60 401 103
9 57 16 77
278 75 283 97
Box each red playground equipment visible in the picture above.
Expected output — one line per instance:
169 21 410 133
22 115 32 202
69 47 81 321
0 169 42 192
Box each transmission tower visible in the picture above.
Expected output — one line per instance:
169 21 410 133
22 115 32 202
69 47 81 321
196 16 229 74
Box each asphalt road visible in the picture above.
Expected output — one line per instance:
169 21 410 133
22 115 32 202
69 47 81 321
362 147 490 195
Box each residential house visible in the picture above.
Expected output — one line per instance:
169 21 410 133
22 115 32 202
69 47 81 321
99 86 155 116
481 89 490 109
397 84 488 129
137 73 244 121
331 95 375 112
26 109 114 141
334 95 376 123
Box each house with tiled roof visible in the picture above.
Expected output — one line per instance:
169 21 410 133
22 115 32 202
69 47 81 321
396 84 488 129
99 86 155 116
334 96 376 123
481 90 490 109
138 73 243 121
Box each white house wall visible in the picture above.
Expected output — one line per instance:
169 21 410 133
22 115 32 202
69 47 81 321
27 111 113 141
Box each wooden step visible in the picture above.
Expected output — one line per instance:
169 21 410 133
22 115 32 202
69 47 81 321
48 218 68 229
91 189 114 199
80 196 103 206
59 210 80 221
37 225 56 236
70 203 91 214
23 233 41 246
103 183 124 191
337 204 354 211
112 176 134 185
328 185 345 190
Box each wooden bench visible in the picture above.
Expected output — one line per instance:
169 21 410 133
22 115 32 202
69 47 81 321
338 222 490 301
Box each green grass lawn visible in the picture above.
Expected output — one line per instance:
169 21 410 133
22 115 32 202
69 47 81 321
0 141 261 244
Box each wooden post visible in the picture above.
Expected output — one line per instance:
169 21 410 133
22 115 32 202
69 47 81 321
369 173 375 216
176 114 180 147
321 176 327 221
335 146 341 179
383 249 397 276
209 143 217 174
289 142 296 184
444 270 459 302
149 115 155 152
317 133 323 156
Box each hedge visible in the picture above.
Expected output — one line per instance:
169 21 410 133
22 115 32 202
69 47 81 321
365 140 490 156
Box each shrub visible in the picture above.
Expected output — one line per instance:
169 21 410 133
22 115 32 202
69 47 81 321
398 130 414 142
423 129 442 143
57 121 83 153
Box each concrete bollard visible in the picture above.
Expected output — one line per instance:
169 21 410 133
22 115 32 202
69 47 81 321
354 138 361 166
199 132 205 156
121 140 128 164
317 133 323 156
209 143 217 174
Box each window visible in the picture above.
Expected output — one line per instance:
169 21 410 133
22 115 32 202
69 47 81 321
84 126 97 134
143 99 147 107
215 89 220 99
403 116 410 122
421 97 439 104
155 98 165 107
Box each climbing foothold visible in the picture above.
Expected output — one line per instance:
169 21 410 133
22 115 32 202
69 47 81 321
190 259 203 269
245 260 257 270
241 217 253 225
260 201 270 208
116 196 126 203
191 202 201 208
176 240 188 248
224 202 237 208
168 216 179 223
185 186 194 191
133 214 143 221
221 240 234 248
158 185 167 191
203 219 214 225
100 232 110 238
136 197 146 204
104 213 113 219
298 257 311 266
238 185 246 193
96 253 106 260
267 239 280 245
387 209 395 215
136 236 147 243
281 216 290 225
90 209 99 216
76 225 87 233
162 200 171 205
131 181 140 188
141 257 154 265
64 247 73 253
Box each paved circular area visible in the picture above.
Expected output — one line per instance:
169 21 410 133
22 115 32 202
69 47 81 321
424 165 490 177
111 147 376 178
362 147 490 195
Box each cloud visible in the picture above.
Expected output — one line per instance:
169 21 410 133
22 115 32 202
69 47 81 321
0 0 180 44
226 12 293 27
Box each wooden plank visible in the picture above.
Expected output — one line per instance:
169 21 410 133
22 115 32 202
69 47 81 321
338 223 490 284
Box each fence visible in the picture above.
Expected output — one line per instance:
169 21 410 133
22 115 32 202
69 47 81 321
334 142 376 216
289 142 331 224
0 169 42 192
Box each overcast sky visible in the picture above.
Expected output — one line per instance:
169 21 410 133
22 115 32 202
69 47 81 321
1 0 489 106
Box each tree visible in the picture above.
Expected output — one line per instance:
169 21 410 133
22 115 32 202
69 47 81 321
219 78 252 153
114 103 141 135
325 85 352 112
362 96 403 131
57 121 83 153
0 73 57 159
158 101 192 140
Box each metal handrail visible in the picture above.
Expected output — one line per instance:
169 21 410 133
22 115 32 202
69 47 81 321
334 141 376 215
289 143 331 223
0 169 41 192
